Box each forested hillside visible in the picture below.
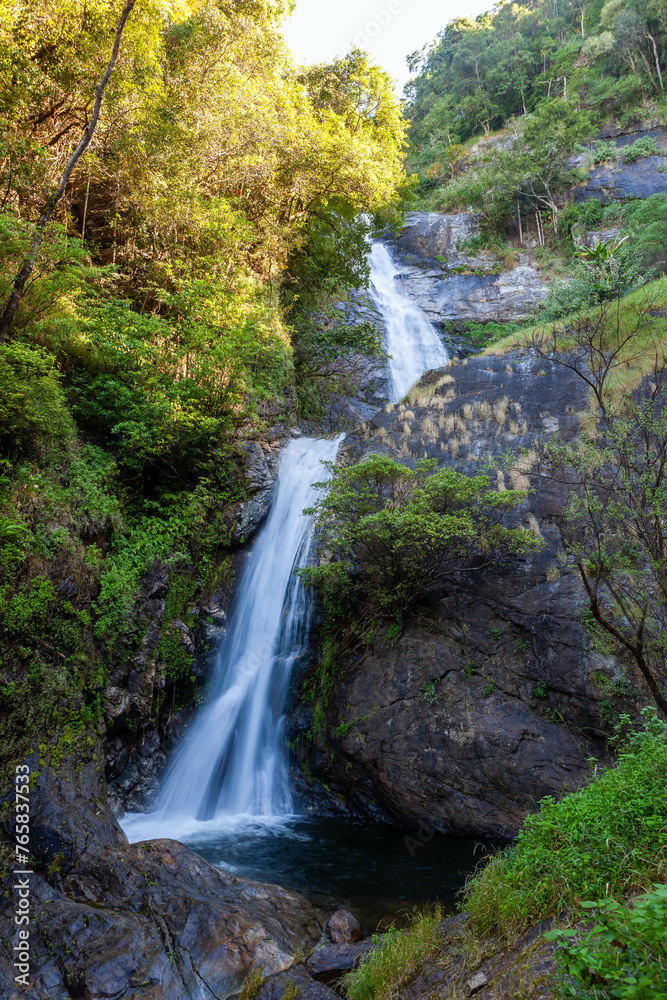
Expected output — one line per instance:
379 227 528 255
0 0 406 787
405 0 667 228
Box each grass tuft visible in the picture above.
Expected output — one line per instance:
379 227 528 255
341 906 444 1000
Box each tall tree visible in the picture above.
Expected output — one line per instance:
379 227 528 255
0 0 136 342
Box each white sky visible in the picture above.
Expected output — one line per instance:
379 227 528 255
282 0 493 96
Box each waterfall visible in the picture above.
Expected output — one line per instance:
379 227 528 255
368 241 449 402
122 241 450 845
123 436 342 839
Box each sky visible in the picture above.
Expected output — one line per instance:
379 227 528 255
282 0 493 95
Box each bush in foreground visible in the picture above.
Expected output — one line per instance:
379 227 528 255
546 885 667 999
465 711 667 938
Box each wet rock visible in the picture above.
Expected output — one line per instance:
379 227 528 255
243 441 277 491
6 747 126 873
108 730 166 814
326 908 362 944
2 757 325 1000
307 939 375 976
256 964 340 1000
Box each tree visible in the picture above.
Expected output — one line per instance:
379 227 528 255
532 295 667 716
304 454 539 633
490 100 595 233
0 0 136 342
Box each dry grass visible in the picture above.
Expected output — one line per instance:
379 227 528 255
526 513 543 540
546 562 560 583
481 278 667 404
408 373 455 407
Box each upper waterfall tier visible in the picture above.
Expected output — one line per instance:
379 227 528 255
368 241 449 402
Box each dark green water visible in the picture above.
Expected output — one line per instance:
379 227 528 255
187 815 499 930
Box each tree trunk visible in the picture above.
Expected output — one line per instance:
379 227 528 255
0 0 136 343
578 564 667 718
647 31 664 91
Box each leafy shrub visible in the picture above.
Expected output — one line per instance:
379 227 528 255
541 271 601 319
547 886 667 999
0 578 55 641
465 711 667 938
560 199 605 237
621 136 658 163
591 140 618 165
616 195 667 275
305 455 538 624
0 344 73 456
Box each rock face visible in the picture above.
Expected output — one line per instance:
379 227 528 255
292 351 638 837
574 127 667 203
1 749 324 1000
392 258 548 324
396 212 482 260
386 213 549 324
576 153 667 203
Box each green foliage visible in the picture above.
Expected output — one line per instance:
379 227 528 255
465 711 667 939
591 140 619 165
612 195 667 276
305 454 539 627
157 574 198 682
621 135 658 163
0 343 73 457
404 0 667 221
434 100 595 232
546 885 667 999
341 906 444 1000
405 0 665 195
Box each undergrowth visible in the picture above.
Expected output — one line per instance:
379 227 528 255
465 710 667 939
341 905 444 1000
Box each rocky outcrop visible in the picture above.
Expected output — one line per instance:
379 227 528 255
1 747 325 1000
292 351 639 836
385 213 549 324
391 258 548 324
575 153 667 203
396 212 482 261
573 127 667 203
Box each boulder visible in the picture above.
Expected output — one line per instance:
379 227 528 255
326 908 361 944
307 939 376 976
256 964 340 1000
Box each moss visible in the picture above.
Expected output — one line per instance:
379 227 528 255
157 573 198 684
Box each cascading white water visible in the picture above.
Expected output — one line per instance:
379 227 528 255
122 436 341 839
122 243 450 846
369 241 449 402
